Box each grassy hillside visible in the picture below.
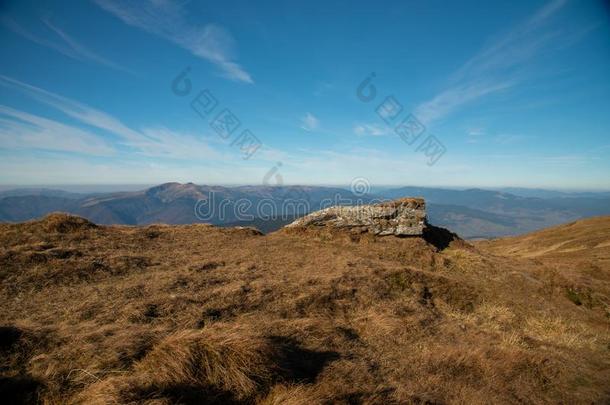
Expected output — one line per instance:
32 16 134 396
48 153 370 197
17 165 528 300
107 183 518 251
0 214 609 404
476 216 610 259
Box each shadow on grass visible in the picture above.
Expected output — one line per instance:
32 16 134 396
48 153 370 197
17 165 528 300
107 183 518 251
270 336 340 383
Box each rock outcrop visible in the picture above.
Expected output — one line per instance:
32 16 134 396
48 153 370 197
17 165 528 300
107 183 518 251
285 198 426 236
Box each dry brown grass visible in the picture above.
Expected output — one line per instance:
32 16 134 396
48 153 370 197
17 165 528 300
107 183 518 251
138 326 271 396
75 324 274 404
257 384 323 405
1 213 609 404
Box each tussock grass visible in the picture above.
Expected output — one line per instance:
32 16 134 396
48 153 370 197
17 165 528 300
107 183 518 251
38 213 97 234
136 325 272 396
258 384 323 405
76 324 274 404
1 214 609 403
524 316 601 350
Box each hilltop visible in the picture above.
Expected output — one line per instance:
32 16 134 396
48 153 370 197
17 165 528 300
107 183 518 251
0 210 609 404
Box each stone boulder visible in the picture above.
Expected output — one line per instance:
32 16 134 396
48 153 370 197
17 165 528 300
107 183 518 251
285 198 426 236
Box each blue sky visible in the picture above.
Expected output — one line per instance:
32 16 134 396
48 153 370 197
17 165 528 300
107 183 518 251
0 0 609 189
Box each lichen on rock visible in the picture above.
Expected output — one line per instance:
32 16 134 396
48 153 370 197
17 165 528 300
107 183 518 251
285 198 426 236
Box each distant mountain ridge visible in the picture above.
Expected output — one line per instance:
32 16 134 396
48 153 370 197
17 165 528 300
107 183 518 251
1 182 610 238
380 186 610 238
495 187 610 199
0 183 367 226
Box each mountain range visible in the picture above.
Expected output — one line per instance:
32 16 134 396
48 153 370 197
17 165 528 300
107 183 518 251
1 182 609 238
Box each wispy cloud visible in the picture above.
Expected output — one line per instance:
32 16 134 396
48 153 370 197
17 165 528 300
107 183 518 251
488 152 598 167
0 75 225 160
494 134 534 145
353 123 391 137
466 127 485 144
134 127 224 160
95 0 253 83
415 80 514 125
0 105 115 155
453 0 566 83
0 75 146 143
265 147 470 186
300 113 319 132
0 153 275 185
414 0 568 126
1 16 129 73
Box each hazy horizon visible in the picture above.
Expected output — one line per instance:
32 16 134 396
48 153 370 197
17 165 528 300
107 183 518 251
1 182 610 194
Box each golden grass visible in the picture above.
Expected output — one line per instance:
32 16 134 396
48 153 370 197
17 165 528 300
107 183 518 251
523 316 601 350
74 324 274 404
0 213 609 403
257 384 323 405
136 325 272 396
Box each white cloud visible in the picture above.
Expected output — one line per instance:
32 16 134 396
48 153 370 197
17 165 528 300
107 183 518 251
0 154 273 185
0 75 228 161
259 147 470 187
1 16 129 73
487 153 597 167
415 80 514 126
413 0 568 126
467 128 485 137
494 134 533 145
0 105 115 155
95 0 253 83
0 75 147 143
135 127 224 160
300 113 319 132
353 123 391 137
466 127 485 144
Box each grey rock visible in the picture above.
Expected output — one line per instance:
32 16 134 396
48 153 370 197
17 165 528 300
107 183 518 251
285 198 426 236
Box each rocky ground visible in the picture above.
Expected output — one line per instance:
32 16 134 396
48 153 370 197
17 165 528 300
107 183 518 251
0 210 609 404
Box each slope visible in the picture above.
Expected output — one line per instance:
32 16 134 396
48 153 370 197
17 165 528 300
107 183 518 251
0 214 608 403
